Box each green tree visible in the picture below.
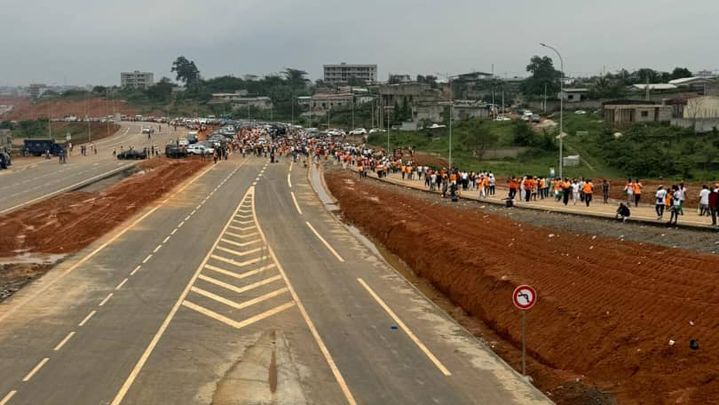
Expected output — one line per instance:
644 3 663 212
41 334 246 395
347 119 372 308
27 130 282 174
671 67 693 80
462 121 498 160
146 77 174 103
521 56 561 97
282 68 309 88
171 56 200 86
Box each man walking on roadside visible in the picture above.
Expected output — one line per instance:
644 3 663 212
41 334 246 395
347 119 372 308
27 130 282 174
655 186 667 220
709 184 719 227
602 179 610 204
583 179 594 207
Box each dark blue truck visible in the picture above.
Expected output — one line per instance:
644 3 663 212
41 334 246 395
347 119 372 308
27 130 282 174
23 139 64 156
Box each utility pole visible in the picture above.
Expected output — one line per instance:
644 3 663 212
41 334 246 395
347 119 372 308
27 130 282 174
449 75 453 170
351 95 355 129
540 42 565 178
543 83 548 113
386 108 390 156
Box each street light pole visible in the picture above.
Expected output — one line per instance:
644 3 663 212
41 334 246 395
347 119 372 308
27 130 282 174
449 76 453 170
540 42 564 178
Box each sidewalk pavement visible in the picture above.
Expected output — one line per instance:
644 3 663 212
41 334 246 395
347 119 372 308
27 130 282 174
351 167 716 231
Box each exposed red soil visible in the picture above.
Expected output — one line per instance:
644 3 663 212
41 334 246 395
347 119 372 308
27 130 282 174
326 170 719 404
3 97 138 120
0 158 208 257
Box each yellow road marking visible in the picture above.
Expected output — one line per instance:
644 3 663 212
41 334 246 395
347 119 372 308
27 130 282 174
190 286 289 310
216 246 261 257
219 238 261 248
181 300 295 329
357 278 451 376
0 390 16 405
224 231 259 239
197 274 281 295
252 188 357 405
210 254 262 268
22 358 49 382
291 191 303 215
111 186 254 405
228 224 257 232
305 222 344 262
53 331 76 351
204 263 275 280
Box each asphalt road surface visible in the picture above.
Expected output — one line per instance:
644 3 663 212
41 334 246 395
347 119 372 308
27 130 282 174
0 122 182 214
0 155 549 404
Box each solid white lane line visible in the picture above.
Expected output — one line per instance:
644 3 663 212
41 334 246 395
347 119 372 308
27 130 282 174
115 278 129 290
198 274 282 294
0 390 16 405
357 278 452 376
305 222 344 262
291 192 303 215
130 265 141 276
22 358 49 382
251 189 356 405
111 187 254 405
78 310 97 327
142 254 152 264
53 331 76 351
216 246 262 257
99 293 114 307
153 245 162 253
190 286 288 310
220 238 261 247
163 236 171 244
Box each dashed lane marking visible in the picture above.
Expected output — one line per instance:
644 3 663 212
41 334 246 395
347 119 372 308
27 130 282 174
130 265 141 276
291 192 303 215
305 222 344 262
357 278 451 376
153 245 162 253
142 254 152 264
53 331 76 351
0 391 16 405
99 293 114 307
78 311 96 327
21 358 49 382
115 278 129 290
163 236 171 244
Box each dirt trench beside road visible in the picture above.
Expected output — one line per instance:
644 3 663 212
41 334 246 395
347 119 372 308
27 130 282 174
0 158 208 301
326 170 719 404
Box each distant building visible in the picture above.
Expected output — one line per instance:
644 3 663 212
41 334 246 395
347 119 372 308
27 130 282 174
603 100 672 127
209 90 250 103
28 83 47 99
231 96 273 110
323 63 377 85
669 77 716 94
121 71 154 89
559 88 589 103
683 96 719 119
388 74 412 83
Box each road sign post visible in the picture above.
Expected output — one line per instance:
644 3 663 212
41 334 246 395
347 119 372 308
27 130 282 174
512 284 537 376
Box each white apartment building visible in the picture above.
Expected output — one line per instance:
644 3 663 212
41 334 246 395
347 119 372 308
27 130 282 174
323 63 377 84
121 71 154 89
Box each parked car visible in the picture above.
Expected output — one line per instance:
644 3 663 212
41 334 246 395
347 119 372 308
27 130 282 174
368 128 386 134
117 149 147 160
187 144 215 155
574 110 587 115
165 144 187 158
494 116 511 122
23 139 64 156
349 128 367 135
177 138 189 147
531 114 541 123
187 131 199 144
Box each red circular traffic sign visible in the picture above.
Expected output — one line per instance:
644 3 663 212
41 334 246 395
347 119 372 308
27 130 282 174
512 285 537 310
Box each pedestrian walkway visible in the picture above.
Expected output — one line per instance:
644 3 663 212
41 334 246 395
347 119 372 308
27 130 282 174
357 168 716 231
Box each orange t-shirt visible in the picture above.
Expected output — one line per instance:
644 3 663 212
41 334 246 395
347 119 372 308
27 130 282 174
583 182 593 194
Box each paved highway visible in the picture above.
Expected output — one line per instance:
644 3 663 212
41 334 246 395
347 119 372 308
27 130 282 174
0 122 183 214
0 155 549 404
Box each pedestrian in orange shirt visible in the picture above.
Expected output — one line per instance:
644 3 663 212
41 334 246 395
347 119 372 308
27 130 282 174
583 180 594 207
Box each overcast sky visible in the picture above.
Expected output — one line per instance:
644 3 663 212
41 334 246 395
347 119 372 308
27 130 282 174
1 0 715 86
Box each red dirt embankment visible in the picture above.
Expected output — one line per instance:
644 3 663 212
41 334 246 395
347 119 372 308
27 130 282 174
4 97 138 120
326 171 719 404
0 158 207 257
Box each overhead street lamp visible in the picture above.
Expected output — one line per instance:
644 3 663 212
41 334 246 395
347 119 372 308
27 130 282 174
540 42 565 179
